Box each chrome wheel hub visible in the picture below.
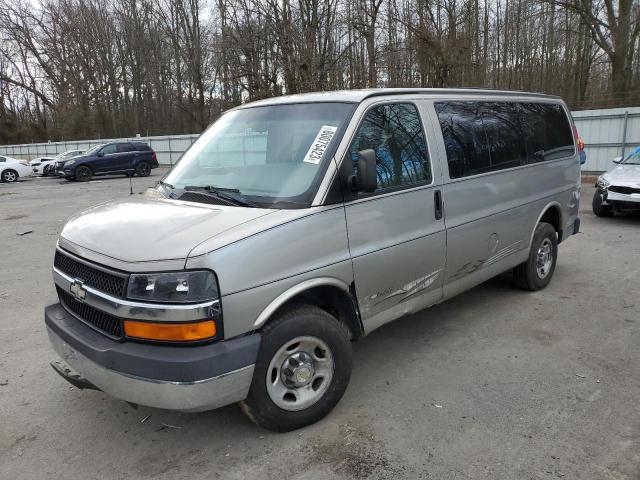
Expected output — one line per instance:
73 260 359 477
266 336 334 411
5 171 16 182
536 238 553 279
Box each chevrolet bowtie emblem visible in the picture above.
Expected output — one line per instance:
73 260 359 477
70 280 87 302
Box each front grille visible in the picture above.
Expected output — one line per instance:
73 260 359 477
609 185 640 195
54 250 126 298
178 191 234 206
57 286 124 338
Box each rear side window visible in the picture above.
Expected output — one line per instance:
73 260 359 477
519 103 574 162
436 100 574 179
117 143 134 153
350 103 431 191
481 103 527 170
434 102 491 179
0 157 5 162
134 143 151 151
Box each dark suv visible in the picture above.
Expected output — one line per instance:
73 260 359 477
59 142 159 181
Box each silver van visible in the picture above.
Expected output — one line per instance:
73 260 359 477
46 89 581 431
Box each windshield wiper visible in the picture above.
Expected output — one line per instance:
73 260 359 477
184 185 256 207
158 180 175 189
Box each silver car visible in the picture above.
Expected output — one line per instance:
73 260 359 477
593 147 640 216
46 89 581 431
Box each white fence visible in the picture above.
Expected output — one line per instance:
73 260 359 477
572 106 640 173
1 106 638 173
0 134 199 166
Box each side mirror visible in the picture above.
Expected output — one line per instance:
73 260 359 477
97 151 104 158
351 149 377 193
612 156 622 164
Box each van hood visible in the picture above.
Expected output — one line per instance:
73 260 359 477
60 197 275 263
604 164 640 185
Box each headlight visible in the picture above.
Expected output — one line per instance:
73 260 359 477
127 270 219 303
596 176 609 189
65 160 76 166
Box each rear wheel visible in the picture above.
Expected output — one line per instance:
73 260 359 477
513 222 558 291
75 165 92 182
240 304 352 432
136 161 151 177
592 190 614 217
1 169 18 183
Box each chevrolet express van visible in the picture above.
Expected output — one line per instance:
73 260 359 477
46 89 581 431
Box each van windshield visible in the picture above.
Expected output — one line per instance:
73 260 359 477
163 103 354 207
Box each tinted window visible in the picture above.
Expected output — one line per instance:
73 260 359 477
350 103 431 191
482 103 527 170
117 143 133 153
435 101 490 179
101 144 117 155
0 157 5 162
519 103 574 162
134 143 151 151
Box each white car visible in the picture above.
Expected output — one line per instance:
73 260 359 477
31 150 84 176
0 155 33 183
593 147 640 216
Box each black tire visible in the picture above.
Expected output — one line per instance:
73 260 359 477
513 222 558 291
135 161 151 177
75 165 92 182
43 165 49 176
592 190 614 217
1 169 19 183
240 304 352 432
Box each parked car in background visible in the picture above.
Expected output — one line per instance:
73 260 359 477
0 155 33 182
29 156 56 173
593 147 640 216
33 150 84 176
59 142 158 181
46 89 581 431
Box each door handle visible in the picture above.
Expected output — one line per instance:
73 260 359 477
434 190 443 220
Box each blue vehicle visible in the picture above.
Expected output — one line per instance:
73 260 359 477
60 142 159 182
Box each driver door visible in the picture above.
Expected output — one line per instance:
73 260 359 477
94 144 118 173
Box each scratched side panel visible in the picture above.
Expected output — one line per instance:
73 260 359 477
442 156 580 299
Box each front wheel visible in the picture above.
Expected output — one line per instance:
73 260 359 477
240 304 352 432
513 222 558 291
75 165 92 182
592 190 614 217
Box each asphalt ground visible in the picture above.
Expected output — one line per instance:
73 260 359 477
0 171 638 479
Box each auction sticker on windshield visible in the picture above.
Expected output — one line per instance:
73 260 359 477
302 125 338 164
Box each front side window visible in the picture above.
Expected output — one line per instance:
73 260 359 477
164 103 354 206
349 103 431 191
101 144 118 155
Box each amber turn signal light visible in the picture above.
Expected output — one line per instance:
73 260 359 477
124 320 216 342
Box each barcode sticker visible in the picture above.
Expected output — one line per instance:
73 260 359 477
302 125 338 164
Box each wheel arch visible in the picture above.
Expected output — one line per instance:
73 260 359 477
529 202 563 249
253 278 363 340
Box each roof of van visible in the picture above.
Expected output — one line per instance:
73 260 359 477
238 88 561 108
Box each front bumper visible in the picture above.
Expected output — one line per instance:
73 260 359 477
605 190 640 205
45 303 260 412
